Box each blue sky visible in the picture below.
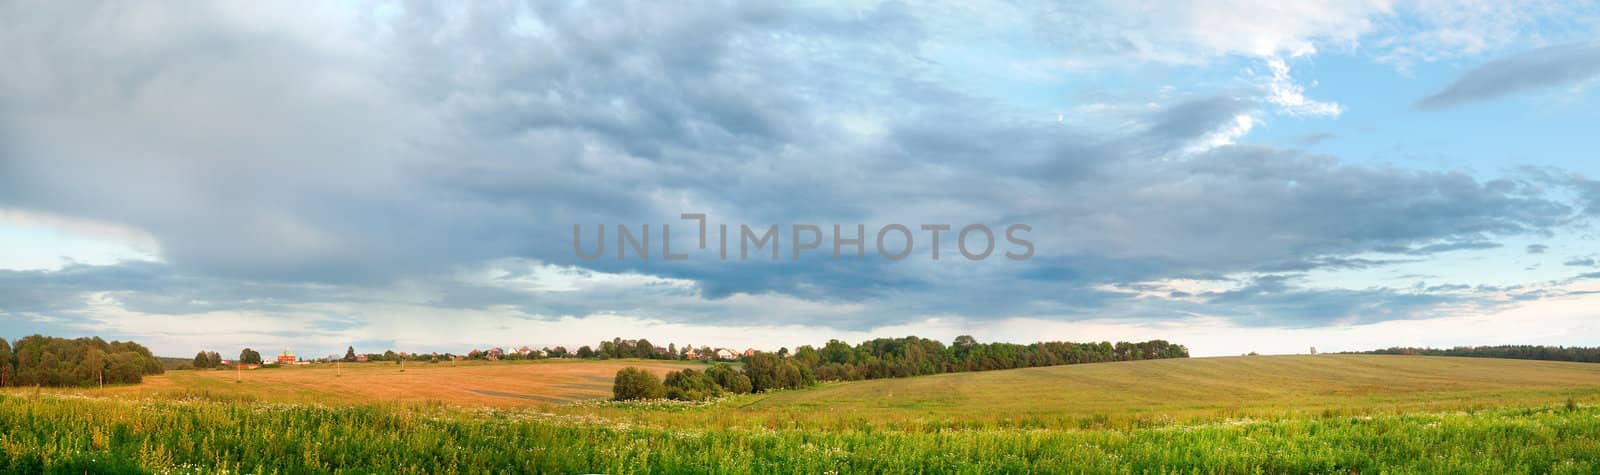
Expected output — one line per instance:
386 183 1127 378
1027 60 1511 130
3 1 1600 357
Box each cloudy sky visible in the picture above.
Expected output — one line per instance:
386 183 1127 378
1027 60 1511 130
4 1 1600 358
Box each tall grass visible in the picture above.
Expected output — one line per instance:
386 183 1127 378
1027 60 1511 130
1 393 1597 474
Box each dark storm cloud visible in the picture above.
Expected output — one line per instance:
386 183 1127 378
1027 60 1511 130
1416 42 1600 110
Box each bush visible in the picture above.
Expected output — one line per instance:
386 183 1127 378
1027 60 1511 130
662 369 724 401
612 367 665 401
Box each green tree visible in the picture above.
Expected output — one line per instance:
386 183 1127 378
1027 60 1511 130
82 348 105 385
612 366 665 400
0 337 12 387
6 335 161 387
577 346 595 358
240 348 263 365
662 368 724 401
705 363 752 394
344 346 357 362
194 351 211 369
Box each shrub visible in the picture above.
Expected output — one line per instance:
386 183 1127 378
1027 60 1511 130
663 369 724 401
612 367 665 401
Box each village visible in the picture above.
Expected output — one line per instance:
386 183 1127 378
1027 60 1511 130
208 340 789 370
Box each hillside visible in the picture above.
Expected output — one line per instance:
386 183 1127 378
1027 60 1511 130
5 354 1600 473
17 354 1600 429
697 354 1600 430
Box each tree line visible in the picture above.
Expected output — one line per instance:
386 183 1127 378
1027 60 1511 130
1349 345 1600 363
0 335 165 387
613 335 1188 400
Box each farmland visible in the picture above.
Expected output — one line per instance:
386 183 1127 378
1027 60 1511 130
3 355 1600 473
72 358 705 408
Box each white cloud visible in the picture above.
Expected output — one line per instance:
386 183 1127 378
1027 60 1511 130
1261 58 1343 117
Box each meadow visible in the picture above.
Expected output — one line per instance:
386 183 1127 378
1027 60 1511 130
2 355 1599 473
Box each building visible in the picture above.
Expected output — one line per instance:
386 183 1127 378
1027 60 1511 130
684 349 699 360
742 348 757 357
277 350 297 364
715 348 738 360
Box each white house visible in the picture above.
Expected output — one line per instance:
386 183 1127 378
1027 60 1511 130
715 348 739 360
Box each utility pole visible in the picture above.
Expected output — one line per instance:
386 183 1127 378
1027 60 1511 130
236 364 241 383
337 361 342 377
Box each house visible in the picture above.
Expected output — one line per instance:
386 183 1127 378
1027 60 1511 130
742 348 758 357
277 350 297 364
715 348 738 360
486 347 505 360
516 346 533 357
684 349 699 360
355 355 369 363
654 346 669 356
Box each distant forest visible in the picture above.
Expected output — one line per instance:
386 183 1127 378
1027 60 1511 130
615 336 1191 401
0 335 166 387
1348 345 1600 363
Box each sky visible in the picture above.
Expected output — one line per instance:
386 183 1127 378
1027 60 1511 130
3 1 1600 358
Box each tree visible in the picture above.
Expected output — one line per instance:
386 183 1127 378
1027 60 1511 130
194 351 211 369
576 346 595 358
612 366 665 400
705 363 752 394
83 348 105 385
208 351 222 368
6 335 162 387
344 346 357 362
663 368 724 401
793 345 821 368
0 337 12 387
240 348 263 365
744 353 811 392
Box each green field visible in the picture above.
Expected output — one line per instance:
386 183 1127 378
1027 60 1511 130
3 355 1599 473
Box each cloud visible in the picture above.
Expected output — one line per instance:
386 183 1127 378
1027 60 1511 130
1526 244 1548 254
1 2 1599 356
1416 42 1600 110
1262 58 1343 117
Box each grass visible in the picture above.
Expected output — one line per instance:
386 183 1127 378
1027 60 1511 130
2 355 1599 473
